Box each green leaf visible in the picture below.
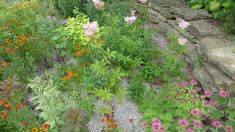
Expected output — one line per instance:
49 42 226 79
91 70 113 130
191 4 203 9
209 1 221 11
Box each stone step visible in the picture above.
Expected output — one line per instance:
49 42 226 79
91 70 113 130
199 37 235 80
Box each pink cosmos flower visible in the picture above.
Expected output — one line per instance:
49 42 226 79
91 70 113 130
219 89 229 97
190 109 201 116
212 120 222 128
92 0 104 9
124 15 137 25
178 119 188 127
139 0 148 4
152 119 165 132
178 19 190 29
225 125 233 132
178 38 188 45
190 79 198 85
193 121 203 129
185 127 194 132
83 21 99 37
180 81 188 87
204 90 212 97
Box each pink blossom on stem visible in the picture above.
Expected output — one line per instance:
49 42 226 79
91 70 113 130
178 19 190 29
219 89 229 97
83 21 99 37
178 119 188 127
185 127 194 132
190 109 201 116
178 38 188 45
190 79 198 85
92 0 104 9
124 15 137 25
225 125 233 132
152 119 166 132
212 120 222 128
180 81 188 87
139 0 148 4
204 90 212 97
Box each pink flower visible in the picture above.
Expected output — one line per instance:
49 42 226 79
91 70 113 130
190 109 201 116
178 19 190 29
139 0 148 4
204 90 212 97
178 119 188 127
152 119 165 132
92 0 104 9
185 127 194 132
190 79 198 85
180 81 188 87
194 86 202 91
219 90 229 97
212 120 222 128
225 125 233 132
124 15 137 25
178 38 188 45
205 100 217 107
83 21 99 37
193 121 203 129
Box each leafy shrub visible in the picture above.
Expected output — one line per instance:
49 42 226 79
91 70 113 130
186 0 235 34
128 74 146 103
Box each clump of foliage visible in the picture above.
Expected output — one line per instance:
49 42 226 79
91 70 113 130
186 0 235 34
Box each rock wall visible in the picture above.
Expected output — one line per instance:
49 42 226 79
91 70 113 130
145 0 235 93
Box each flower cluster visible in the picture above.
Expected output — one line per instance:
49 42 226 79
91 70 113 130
178 38 188 45
73 44 88 57
83 21 99 37
62 70 78 80
101 114 118 130
32 124 49 132
178 18 190 29
139 0 148 4
0 99 12 120
92 0 104 10
152 119 166 132
124 10 137 25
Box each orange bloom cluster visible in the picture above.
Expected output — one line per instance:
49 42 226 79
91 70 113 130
62 70 78 80
101 114 118 130
1 35 29 54
0 98 12 120
22 121 29 127
1 61 10 70
73 44 89 57
16 35 29 46
32 123 49 132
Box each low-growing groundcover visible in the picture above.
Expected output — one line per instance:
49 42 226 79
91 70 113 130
0 0 234 132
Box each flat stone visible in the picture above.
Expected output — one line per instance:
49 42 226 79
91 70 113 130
205 64 235 89
170 7 211 20
200 37 235 79
188 20 224 39
149 0 186 7
148 3 174 18
193 66 215 91
148 8 167 22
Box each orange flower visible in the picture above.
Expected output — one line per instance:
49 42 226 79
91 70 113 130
0 99 7 106
75 44 81 50
4 102 12 111
22 121 29 127
42 124 49 129
62 70 78 80
32 128 38 132
74 51 83 57
16 102 26 111
0 112 8 120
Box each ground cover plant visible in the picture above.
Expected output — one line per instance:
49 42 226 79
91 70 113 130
0 0 234 131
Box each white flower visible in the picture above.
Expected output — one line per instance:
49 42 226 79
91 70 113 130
178 19 190 29
178 38 188 45
92 0 104 9
83 21 99 37
139 0 148 4
124 15 137 25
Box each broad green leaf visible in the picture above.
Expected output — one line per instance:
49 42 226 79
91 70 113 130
209 1 221 11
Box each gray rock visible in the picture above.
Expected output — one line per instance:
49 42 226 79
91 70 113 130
188 20 224 39
200 37 235 80
170 7 211 20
